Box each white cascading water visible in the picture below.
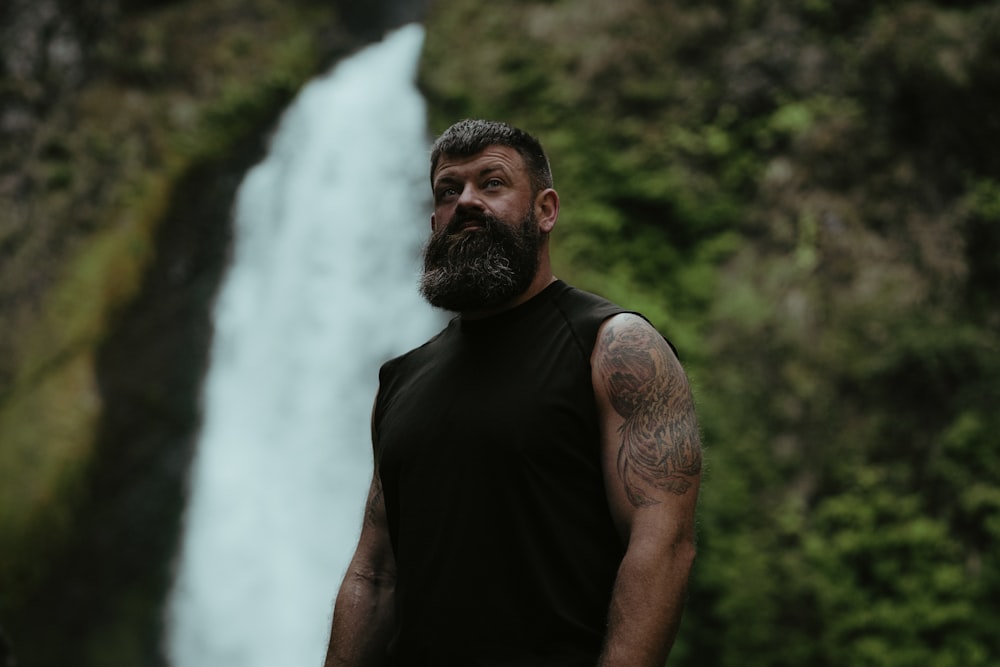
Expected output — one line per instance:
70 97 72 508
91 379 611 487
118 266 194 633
165 24 441 667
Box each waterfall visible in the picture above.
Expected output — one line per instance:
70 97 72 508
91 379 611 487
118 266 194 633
165 24 441 667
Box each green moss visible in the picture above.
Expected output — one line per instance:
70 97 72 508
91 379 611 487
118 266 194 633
0 352 100 603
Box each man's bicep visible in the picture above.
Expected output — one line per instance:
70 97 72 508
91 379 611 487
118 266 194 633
351 389 395 577
592 313 702 537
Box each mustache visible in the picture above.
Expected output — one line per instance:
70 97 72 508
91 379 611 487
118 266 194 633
443 208 503 235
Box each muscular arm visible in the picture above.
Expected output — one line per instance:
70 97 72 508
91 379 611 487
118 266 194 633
592 313 702 667
324 459 396 665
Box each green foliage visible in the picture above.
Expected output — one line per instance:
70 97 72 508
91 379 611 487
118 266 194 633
805 469 988 666
963 178 1000 320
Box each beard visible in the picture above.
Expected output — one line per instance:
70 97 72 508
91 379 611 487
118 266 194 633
419 206 544 312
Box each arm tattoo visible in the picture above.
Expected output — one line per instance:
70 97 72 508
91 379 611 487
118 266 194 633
365 474 384 527
597 318 702 507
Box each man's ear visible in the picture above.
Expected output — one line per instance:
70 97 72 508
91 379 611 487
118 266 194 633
535 188 559 233
430 213 438 232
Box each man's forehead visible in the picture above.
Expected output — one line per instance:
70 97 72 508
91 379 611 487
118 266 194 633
433 145 526 181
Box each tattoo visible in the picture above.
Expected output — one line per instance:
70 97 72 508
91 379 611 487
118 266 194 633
365 474 384 527
597 317 702 507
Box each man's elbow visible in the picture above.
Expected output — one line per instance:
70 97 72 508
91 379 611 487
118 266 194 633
347 564 397 590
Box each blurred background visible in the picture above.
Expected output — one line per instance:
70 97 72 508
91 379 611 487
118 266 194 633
1 0 998 665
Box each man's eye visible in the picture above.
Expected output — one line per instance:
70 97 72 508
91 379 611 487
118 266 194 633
484 178 503 188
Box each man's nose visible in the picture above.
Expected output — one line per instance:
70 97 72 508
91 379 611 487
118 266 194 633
455 184 485 210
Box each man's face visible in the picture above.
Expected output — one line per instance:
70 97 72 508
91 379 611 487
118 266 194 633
420 146 544 312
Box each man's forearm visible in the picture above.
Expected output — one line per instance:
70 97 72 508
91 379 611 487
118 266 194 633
325 569 395 667
598 538 696 667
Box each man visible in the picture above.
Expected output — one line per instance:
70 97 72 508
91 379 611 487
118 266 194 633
325 119 701 666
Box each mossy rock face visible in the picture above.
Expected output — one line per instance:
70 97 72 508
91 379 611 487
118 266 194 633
5 136 271 667
0 0 352 663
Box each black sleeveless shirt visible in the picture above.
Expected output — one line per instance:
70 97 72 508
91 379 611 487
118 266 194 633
374 281 633 666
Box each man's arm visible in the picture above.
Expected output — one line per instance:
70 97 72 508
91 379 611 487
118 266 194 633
324 468 396 666
592 313 702 667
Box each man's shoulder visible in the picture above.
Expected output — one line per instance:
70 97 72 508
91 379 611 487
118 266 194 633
553 282 628 315
552 282 644 328
556 283 679 359
544 282 636 355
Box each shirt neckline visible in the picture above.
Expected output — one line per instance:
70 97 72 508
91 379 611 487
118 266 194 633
458 280 567 335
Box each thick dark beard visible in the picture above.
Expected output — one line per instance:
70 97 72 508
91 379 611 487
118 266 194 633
419 208 543 312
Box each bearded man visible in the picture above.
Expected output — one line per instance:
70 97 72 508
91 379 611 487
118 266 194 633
325 119 702 667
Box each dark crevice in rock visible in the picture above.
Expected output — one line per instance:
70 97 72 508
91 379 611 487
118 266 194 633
333 0 429 41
